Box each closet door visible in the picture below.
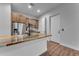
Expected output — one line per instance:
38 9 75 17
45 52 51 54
50 15 60 43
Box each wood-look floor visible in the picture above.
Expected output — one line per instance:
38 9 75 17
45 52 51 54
41 41 79 56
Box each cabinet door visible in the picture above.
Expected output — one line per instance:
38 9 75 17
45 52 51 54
11 13 17 22
19 16 25 24
25 18 29 25
35 20 39 28
16 15 20 23
19 15 23 23
28 19 38 28
12 13 19 23
32 19 39 28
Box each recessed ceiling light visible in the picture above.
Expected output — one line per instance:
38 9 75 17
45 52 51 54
37 9 40 13
28 5 32 8
28 3 34 9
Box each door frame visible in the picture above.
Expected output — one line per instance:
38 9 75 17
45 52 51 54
49 13 60 34
49 13 60 42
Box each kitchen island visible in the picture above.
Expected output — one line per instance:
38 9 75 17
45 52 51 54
0 34 51 56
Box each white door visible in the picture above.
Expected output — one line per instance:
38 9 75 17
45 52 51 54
50 15 60 43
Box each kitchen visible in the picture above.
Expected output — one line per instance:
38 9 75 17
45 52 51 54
0 3 52 56
1 3 79 56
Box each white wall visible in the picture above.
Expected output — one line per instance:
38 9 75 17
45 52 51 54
39 3 79 51
57 4 77 50
0 4 11 35
39 14 50 35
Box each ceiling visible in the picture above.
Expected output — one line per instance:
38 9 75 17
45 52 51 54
11 3 60 18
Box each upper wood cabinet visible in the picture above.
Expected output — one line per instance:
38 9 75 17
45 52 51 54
29 19 39 28
19 15 25 23
12 12 29 24
11 12 17 22
11 12 39 28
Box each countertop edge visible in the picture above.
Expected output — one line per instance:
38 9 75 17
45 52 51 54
6 34 52 46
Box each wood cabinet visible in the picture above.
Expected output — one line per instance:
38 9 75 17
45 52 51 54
11 12 20 23
29 19 38 28
19 15 25 23
11 12 39 28
11 12 17 22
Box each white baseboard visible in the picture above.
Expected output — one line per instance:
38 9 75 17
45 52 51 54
60 43 79 51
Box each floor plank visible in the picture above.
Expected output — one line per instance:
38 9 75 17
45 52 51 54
41 41 79 56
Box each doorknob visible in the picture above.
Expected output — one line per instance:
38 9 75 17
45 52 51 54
58 28 64 34
62 28 64 31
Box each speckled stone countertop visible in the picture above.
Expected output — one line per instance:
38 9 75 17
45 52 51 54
0 33 52 46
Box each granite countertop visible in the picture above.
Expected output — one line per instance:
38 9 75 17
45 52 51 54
0 33 52 46
0 35 15 39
